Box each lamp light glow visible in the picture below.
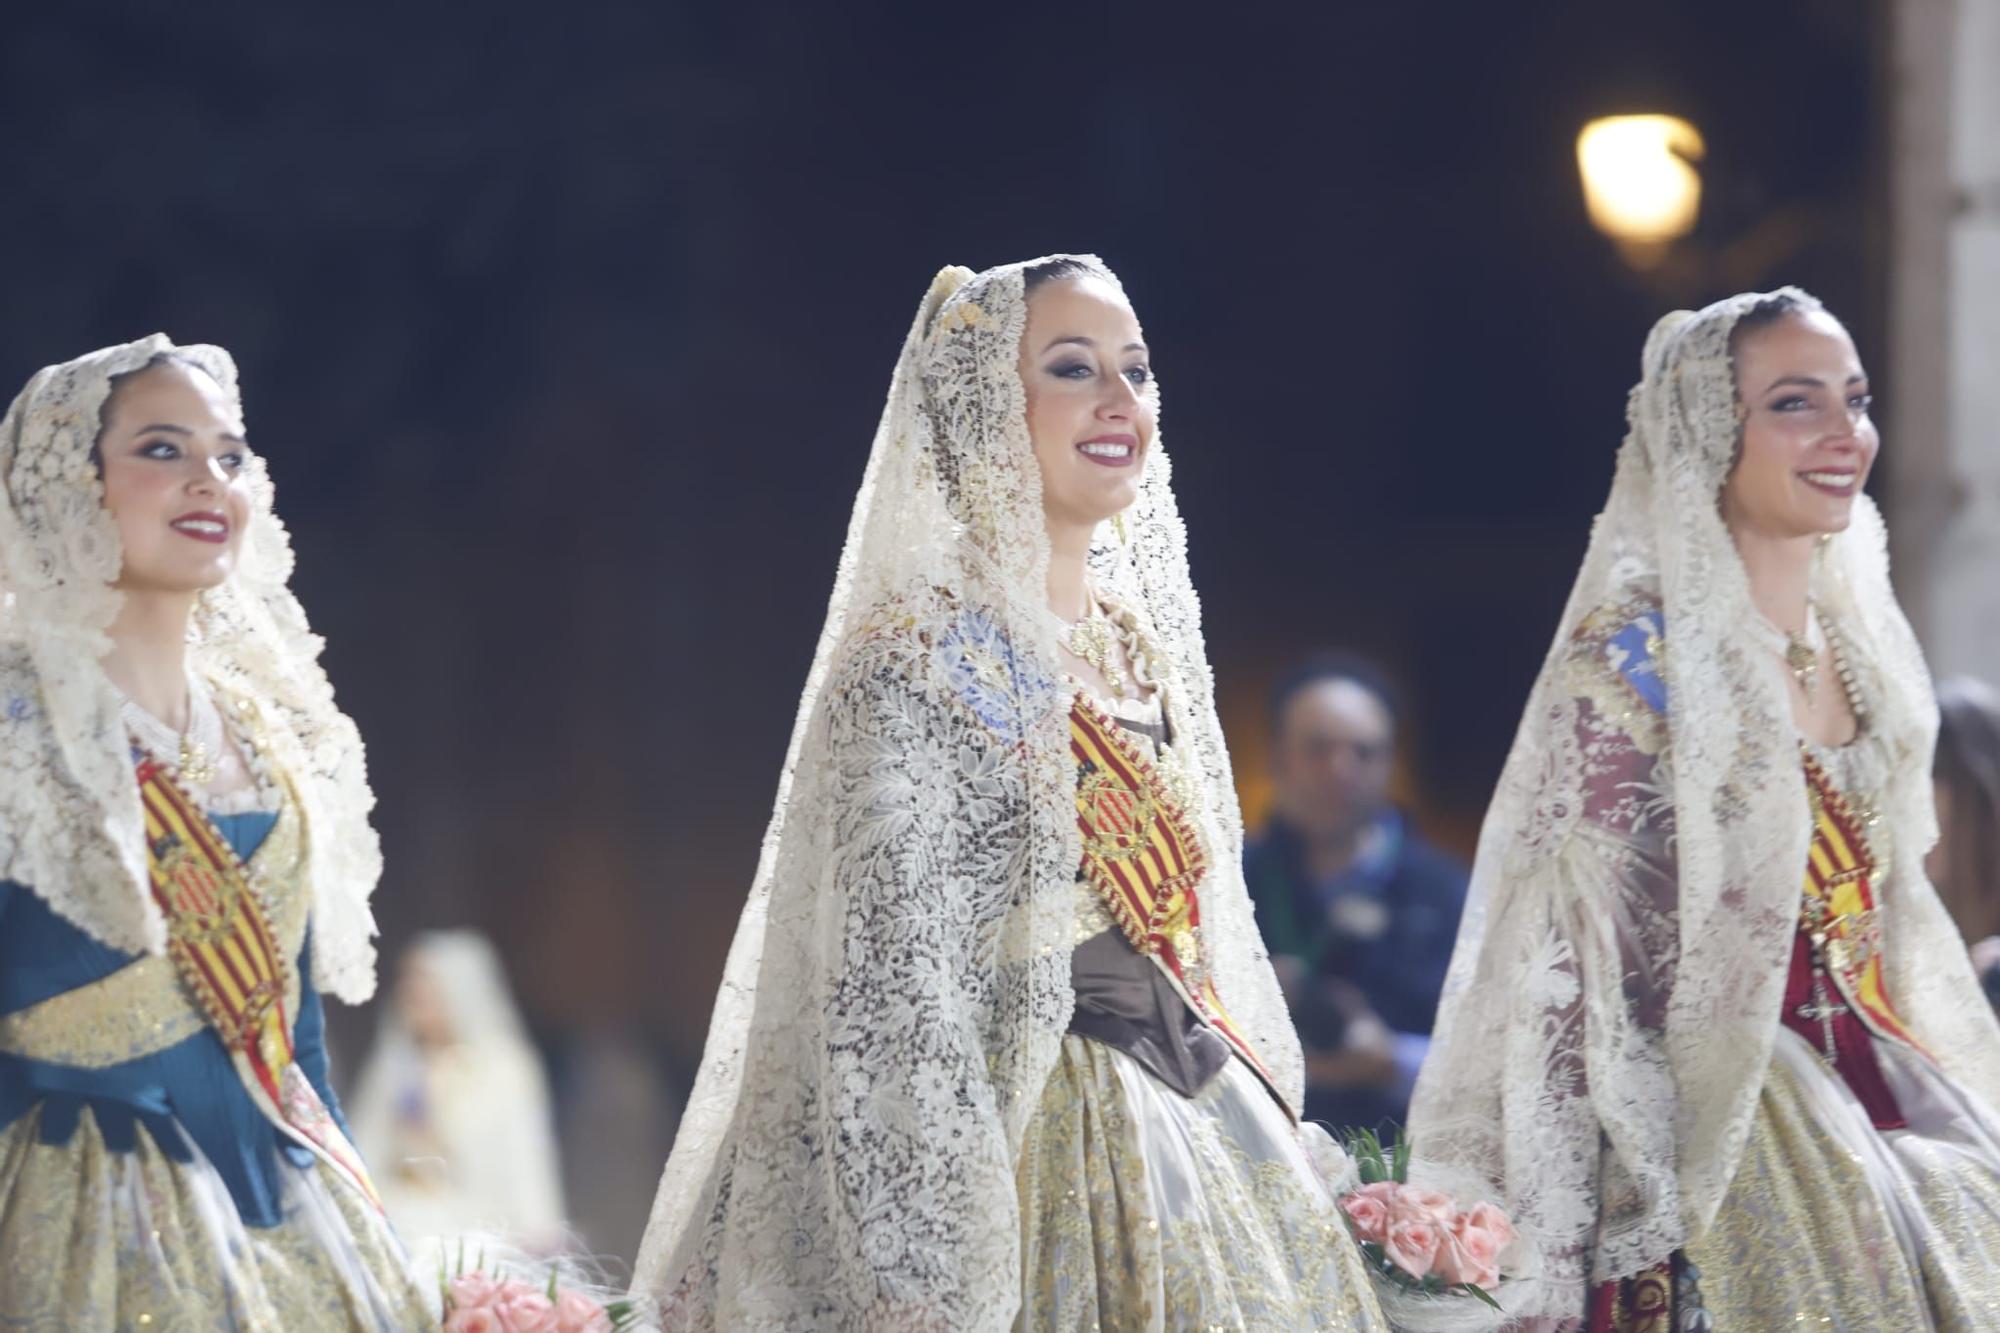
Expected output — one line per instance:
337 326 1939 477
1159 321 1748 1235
1577 115 1705 264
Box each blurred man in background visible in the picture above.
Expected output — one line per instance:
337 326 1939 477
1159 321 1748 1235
1244 654 1468 1134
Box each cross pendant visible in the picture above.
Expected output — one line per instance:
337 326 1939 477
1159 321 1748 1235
1796 971 1849 1060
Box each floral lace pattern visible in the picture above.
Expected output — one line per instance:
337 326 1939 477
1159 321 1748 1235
634 259 1305 1329
0 335 381 1003
1407 290 2000 1319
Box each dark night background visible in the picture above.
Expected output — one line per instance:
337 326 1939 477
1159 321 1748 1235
2 0 1878 1260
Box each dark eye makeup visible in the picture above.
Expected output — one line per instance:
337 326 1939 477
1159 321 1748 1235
1045 360 1153 386
134 438 249 471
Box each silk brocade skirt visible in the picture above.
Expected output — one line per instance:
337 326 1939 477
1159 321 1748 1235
0 1103 431 1331
1015 1033 1386 1331
1681 1027 2000 1331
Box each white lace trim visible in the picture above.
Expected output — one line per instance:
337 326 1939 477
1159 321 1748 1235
0 334 381 1002
1407 290 2000 1319
632 259 1303 1328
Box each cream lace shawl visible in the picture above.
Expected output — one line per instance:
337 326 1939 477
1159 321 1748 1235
633 258 1302 1329
1406 290 2000 1318
0 334 382 1003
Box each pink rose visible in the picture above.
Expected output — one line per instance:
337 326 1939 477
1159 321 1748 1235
497 1284 558 1333
1387 1185 1459 1229
445 1310 502 1333
1462 1200 1517 1251
1340 1191 1392 1243
1438 1200 1516 1289
553 1290 610 1333
1435 1224 1503 1288
450 1273 504 1312
1383 1218 1443 1279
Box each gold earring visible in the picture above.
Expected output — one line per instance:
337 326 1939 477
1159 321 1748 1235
1112 512 1129 546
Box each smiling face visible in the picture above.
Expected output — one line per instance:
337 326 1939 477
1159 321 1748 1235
1018 273 1157 541
97 359 252 594
1722 309 1879 541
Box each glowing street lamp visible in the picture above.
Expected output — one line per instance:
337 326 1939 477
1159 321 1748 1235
1577 115 1706 268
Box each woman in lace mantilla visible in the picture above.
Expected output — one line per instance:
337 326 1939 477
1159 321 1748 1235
633 257 1385 1330
0 338 427 1329
350 930 569 1255
1407 291 2000 1330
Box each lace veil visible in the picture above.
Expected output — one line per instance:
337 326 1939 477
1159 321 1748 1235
0 334 382 1003
633 257 1300 1328
1406 290 2000 1316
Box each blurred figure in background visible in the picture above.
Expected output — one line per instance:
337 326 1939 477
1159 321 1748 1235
1931 677 2000 1010
555 1029 682 1272
1244 654 1468 1134
350 930 566 1254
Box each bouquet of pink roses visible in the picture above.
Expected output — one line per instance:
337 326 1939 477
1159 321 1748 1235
1337 1129 1515 1318
439 1242 643 1333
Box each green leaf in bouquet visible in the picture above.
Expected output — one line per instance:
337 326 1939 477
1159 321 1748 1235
1463 1282 1504 1311
1391 1131 1410 1183
1348 1126 1393 1184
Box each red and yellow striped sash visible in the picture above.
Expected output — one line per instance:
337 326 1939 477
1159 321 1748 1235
1800 750 1923 1053
139 754 383 1209
1070 695 1279 1097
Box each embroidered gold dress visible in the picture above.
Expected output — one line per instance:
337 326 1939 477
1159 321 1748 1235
1013 685 1385 1331
1590 732 2000 1331
1673 737 2000 1330
0 761 428 1330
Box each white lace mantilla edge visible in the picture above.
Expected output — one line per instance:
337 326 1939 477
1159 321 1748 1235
632 258 1306 1330
1406 290 2000 1319
0 334 381 1004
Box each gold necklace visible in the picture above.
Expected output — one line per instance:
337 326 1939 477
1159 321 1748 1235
1783 629 1820 702
1064 598 1126 695
118 678 221 786
178 734 218 786
1754 605 1822 702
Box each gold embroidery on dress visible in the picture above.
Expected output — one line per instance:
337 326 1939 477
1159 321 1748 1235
0 1103 430 1328
0 782 306 1070
1686 1053 1936 1326
1561 595 1670 756
1016 1036 1385 1330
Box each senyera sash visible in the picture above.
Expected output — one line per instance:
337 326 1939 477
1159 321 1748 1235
138 751 383 1210
1799 749 1926 1054
1069 693 1283 1106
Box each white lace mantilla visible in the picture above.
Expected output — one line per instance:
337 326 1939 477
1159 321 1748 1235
1406 290 2000 1319
0 334 382 1003
632 258 1303 1330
